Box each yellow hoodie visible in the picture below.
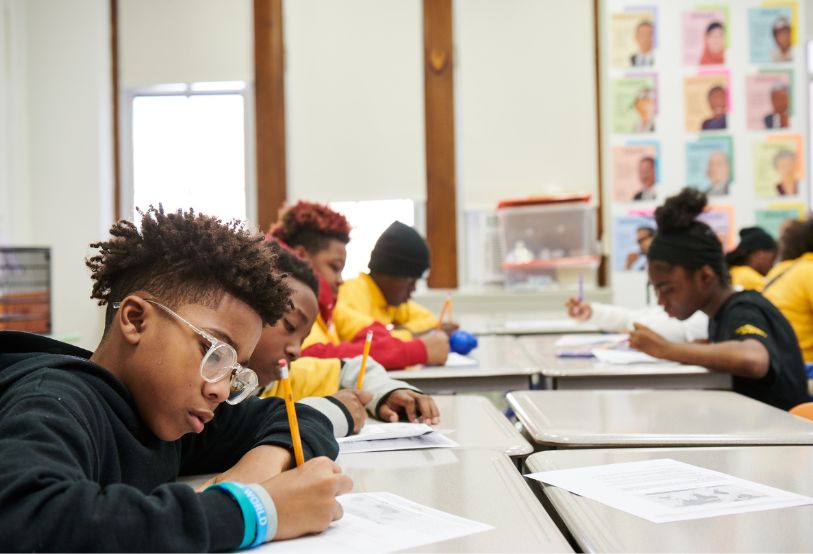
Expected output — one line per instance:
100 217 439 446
763 253 813 363
333 273 438 342
729 265 766 292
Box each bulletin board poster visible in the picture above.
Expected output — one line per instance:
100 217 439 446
697 204 736 250
683 72 730 132
755 202 806 238
612 75 658 134
613 214 656 271
682 7 729 66
610 7 658 68
752 133 804 198
745 72 791 130
748 3 797 64
612 142 660 202
685 136 734 197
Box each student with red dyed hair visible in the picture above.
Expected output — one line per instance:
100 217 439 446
269 201 448 368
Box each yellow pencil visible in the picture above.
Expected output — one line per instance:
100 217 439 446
355 330 373 389
278 359 305 466
437 296 452 327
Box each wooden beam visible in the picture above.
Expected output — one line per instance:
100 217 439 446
253 0 287 232
592 0 607 287
110 0 121 222
422 0 458 288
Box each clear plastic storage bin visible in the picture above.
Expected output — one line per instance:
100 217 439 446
496 194 598 289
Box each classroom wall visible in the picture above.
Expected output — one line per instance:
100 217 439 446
9 0 114 348
284 0 426 204
455 0 599 209
119 0 252 88
0 0 31 245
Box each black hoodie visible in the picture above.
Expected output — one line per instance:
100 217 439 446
0 331 338 552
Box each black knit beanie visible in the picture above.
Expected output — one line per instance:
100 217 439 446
368 221 430 278
737 227 777 253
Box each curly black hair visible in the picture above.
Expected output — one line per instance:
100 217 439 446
266 240 319 298
654 187 707 233
87 206 290 331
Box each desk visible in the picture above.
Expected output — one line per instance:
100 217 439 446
399 395 532 458
508 389 813 448
340 448 572 552
526 446 813 552
388 335 539 393
518 335 731 390
463 312 599 336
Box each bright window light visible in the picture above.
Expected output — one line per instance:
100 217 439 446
329 199 415 280
131 93 246 222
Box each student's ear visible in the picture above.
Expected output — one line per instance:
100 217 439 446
292 245 309 260
116 295 150 346
697 265 717 287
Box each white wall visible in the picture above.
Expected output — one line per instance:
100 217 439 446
0 0 31 245
119 0 252 88
455 0 598 209
284 0 426 203
22 0 114 347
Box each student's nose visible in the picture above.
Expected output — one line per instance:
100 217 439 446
204 376 230 404
286 340 301 362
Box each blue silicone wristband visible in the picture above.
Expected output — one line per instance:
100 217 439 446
206 482 257 550
247 484 278 542
236 484 269 547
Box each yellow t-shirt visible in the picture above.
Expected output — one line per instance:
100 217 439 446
333 273 438 342
260 357 342 401
763 252 813 363
729 265 766 292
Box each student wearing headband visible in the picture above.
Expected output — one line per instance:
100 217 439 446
628 188 807 410
725 227 778 292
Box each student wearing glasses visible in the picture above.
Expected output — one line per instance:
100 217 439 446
0 207 349 551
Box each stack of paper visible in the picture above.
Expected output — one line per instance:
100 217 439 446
338 422 459 454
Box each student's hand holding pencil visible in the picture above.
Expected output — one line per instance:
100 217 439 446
330 389 373 434
420 331 450 365
565 297 593 321
629 323 672 359
261 457 353 540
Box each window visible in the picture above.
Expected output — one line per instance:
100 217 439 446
124 83 253 224
329 199 416 280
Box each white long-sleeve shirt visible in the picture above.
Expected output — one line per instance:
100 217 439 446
586 302 709 343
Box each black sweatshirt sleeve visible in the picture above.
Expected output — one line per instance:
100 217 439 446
178 395 339 476
0 393 242 552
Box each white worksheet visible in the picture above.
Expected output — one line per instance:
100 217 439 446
337 422 434 444
339 430 459 454
257 492 492 553
554 333 629 348
591 348 663 365
527 458 813 523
